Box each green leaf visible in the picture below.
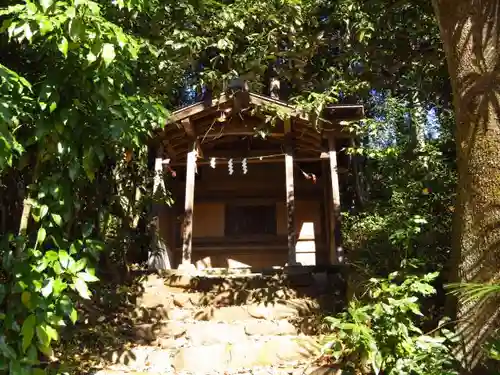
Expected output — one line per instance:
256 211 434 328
41 278 54 297
23 23 33 42
9 360 29 375
51 213 62 226
45 325 59 342
69 308 77 324
36 227 46 245
32 369 46 375
47 314 65 327
45 250 58 262
40 205 49 219
87 51 98 63
52 278 67 296
26 2 38 14
82 148 95 181
0 336 16 359
58 37 68 57
39 19 53 35
39 0 54 11
69 258 87 273
69 17 84 40
21 315 36 353
73 278 91 299
77 271 98 282
21 291 31 308
52 261 63 275
36 344 52 357
101 43 116 66
27 344 38 362
36 325 50 347
58 250 70 269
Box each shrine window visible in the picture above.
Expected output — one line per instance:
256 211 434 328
224 204 277 237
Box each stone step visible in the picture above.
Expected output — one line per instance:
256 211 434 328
137 273 345 315
138 274 302 307
132 299 319 325
134 319 299 344
94 365 343 375
158 266 346 293
170 286 299 308
172 336 321 373
101 346 172 373
97 336 322 374
184 300 318 322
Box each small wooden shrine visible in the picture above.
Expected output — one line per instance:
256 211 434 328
149 90 363 270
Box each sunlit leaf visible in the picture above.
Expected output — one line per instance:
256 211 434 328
36 324 50 347
21 315 36 352
41 278 54 297
58 37 68 57
58 250 70 269
40 205 48 219
39 0 54 11
73 278 91 299
37 227 46 245
77 271 98 282
69 258 87 273
69 308 78 324
101 43 116 66
51 213 62 226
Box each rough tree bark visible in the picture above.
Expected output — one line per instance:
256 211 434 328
432 0 500 371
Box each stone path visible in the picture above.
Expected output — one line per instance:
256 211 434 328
92 271 344 375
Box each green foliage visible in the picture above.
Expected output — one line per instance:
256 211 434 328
447 282 500 306
447 282 500 369
323 272 458 375
0 64 32 169
343 93 456 278
0 0 168 372
1 238 99 373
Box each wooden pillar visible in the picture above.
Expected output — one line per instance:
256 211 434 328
284 118 297 265
181 140 196 266
321 160 331 265
148 145 174 270
327 133 343 264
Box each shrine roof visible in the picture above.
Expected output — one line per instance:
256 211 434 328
156 92 364 162
166 92 364 125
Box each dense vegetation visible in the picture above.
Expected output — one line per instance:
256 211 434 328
0 0 498 374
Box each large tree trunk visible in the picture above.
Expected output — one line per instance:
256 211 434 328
432 0 500 371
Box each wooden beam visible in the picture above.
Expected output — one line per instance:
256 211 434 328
148 147 173 270
153 145 166 195
193 149 327 159
181 118 204 159
327 133 343 264
181 141 197 266
162 139 177 161
284 118 297 265
167 94 231 124
166 91 363 127
321 161 331 266
201 124 283 138
171 156 341 167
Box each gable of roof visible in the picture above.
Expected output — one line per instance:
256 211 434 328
166 92 364 126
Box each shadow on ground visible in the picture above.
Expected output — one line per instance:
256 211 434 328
50 266 348 374
51 269 156 374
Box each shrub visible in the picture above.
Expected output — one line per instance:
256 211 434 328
322 272 458 375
